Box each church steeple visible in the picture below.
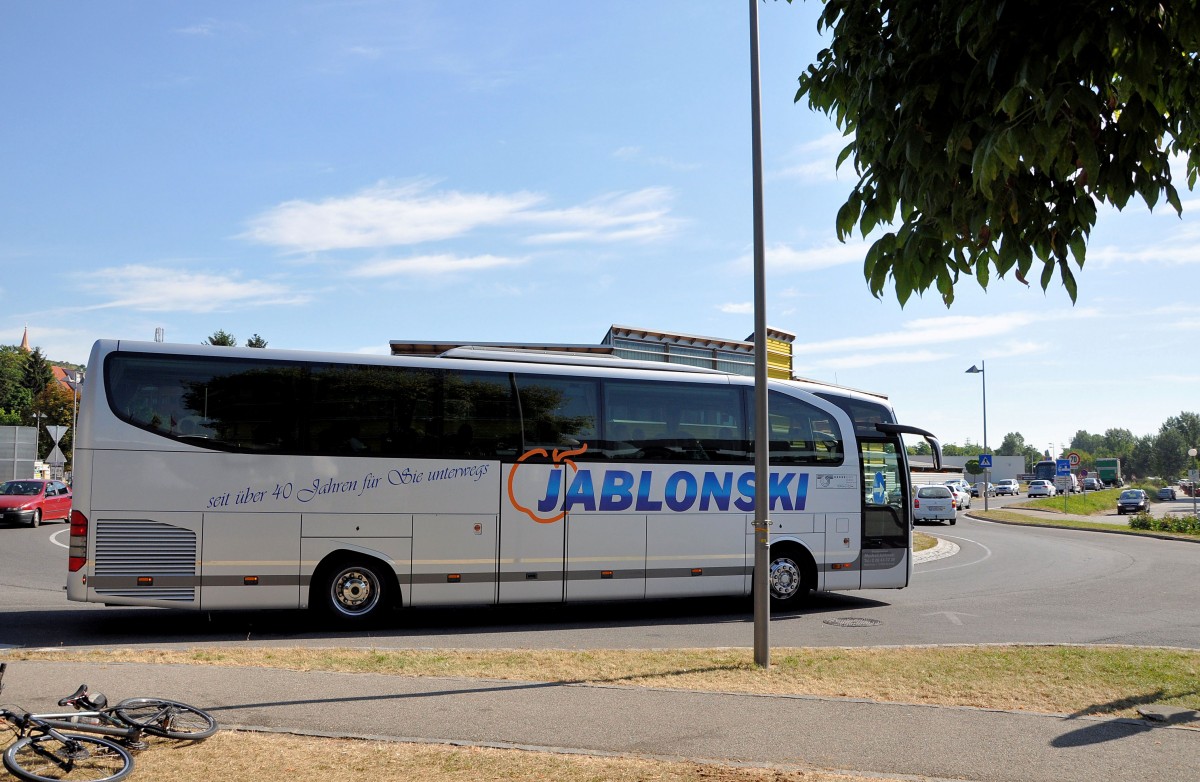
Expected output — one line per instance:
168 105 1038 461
20 325 30 352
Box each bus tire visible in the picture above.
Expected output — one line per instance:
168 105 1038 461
314 556 397 625
766 544 814 610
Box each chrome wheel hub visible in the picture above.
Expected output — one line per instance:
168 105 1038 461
770 558 800 599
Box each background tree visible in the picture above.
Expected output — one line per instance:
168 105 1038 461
21 347 53 398
997 431 1042 472
1127 435 1156 480
794 1 1200 305
0 346 32 423
245 334 268 348
1160 411 1200 449
1153 428 1188 480
1103 427 1136 459
1070 430 1106 455
997 431 1026 456
203 330 237 347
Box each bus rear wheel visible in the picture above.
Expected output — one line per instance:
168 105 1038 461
316 558 395 625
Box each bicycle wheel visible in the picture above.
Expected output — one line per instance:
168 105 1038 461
113 698 217 740
4 732 133 782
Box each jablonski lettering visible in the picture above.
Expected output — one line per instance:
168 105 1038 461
526 467 809 517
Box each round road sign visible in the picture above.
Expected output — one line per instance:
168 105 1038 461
1068 451 1081 466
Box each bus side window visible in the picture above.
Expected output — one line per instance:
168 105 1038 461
603 379 745 462
762 391 844 466
514 374 600 458
443 370 520 459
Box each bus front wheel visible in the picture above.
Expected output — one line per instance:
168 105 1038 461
767 546 813 609
315 557 395 625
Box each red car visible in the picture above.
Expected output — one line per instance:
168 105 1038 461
0 479 72 527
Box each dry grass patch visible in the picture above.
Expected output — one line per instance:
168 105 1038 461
0 726 896 782
5 645 1197 720
912 531 938 552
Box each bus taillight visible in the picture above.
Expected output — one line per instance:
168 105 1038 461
68 510 88 572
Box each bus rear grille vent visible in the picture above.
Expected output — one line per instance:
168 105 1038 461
94 519 197 602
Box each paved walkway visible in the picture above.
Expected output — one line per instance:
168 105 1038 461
3 659 1197 782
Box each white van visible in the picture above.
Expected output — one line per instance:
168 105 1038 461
1054 474 1080 494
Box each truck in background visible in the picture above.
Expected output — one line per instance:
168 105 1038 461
1095 457 1123 488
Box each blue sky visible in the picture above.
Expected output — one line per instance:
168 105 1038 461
2 1 1196 454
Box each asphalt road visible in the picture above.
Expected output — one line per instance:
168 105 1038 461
2 507 1197 651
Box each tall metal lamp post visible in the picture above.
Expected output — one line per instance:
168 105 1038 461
1189 447 1198 518
29 411 44 476
748 0 771 669
965 363 988 511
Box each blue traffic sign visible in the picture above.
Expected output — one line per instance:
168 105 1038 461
978 454 992 468
1056 459 1071 476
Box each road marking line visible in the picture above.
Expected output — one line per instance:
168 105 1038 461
49 528 70 549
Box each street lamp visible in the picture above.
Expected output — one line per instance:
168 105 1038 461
29 411 44 477
965 363 989 511
1189 447 1198 518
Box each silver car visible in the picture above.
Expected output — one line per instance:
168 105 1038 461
994 479 1020 495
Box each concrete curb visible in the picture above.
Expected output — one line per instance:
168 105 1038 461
913 536 959 563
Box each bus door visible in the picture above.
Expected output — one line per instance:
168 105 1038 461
499 459 567 602
857 437 911 588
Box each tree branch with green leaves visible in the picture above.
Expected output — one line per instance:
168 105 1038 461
793 0 1200 304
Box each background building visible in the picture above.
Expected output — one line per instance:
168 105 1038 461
391 323 797 379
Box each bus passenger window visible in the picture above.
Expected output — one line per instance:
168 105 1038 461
514 374 600 458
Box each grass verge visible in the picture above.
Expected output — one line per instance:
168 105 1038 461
973 508 1200 539
4 645 1196 719
1018 489 1118 514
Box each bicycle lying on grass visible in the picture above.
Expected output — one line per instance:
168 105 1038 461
0 662 217 782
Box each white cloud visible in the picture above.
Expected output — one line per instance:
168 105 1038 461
76 265 309 313
242 182 679 252
814 349 954 371
242 181 544 253
348 253 525 278
719 302 753 314
791 308 1100 370
610 146 699 172
521 187 682 244
1089 234 1200 267
731 241 866 273
774 132 851 183
173 19 243 37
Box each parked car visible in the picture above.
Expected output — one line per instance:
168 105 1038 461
0 479 73 527
994 479 1020 496
1027 479 1057 498
971 482 995 497
1156 486 1177 501
914 485 957 525
1117 489 1150 515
